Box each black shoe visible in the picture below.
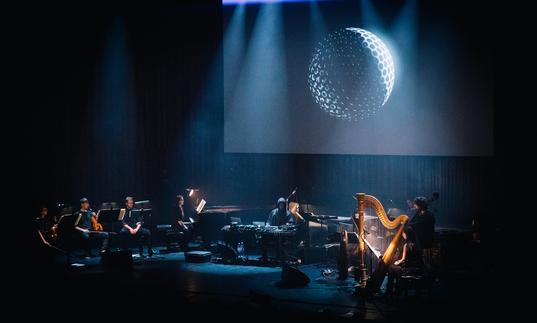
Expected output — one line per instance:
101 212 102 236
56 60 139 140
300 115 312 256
148 250 155 257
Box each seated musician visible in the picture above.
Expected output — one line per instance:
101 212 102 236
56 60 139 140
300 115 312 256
288 201 305 225
173 194 192 251
386 227 423 296
261 197 295 261
35 206 54 246
266 197 295 226
120 196 154 257
408 196 436 268
74 198 109 258
287 201 307 252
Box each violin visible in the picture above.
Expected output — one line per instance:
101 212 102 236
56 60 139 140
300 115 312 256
90 210 103 231
50 224 58 240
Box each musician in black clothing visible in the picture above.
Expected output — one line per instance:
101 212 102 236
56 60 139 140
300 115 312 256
173 194 192 251
36 207 51 236
266 197 295 226
36 206 54 246
386 227 424 296
408 196 436 249
408 196 436 268
120 196 154 257
261 197 295 261
74 198 109 258
174 195 192 229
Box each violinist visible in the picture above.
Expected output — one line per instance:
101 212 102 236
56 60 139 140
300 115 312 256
35 206 55 245
74 198 109 258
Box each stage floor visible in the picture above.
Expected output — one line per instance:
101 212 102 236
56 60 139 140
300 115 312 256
29 246 495 322
57 248 375 318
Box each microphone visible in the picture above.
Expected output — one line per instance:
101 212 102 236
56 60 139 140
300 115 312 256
286 187 298 202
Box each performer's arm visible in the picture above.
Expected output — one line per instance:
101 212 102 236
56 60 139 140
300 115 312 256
266 212 273 226
394 243 408 266
123 221 140 234
74 226 89 233
74 213 89 233
37 230 51 246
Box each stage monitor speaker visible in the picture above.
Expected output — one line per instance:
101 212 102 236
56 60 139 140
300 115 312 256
185 251 212 263
277 264 310 288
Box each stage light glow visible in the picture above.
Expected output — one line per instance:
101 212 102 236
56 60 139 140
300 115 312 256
223 0 322 5
186 188 199 197
308 27 395 121
224 2 289 152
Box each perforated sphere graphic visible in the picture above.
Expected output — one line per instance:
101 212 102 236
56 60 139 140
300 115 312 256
308 27 395 121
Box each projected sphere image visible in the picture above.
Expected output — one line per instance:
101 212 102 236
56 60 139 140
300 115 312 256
308 27 395 121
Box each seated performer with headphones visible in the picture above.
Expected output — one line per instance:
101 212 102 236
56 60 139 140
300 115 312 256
120 196 154 257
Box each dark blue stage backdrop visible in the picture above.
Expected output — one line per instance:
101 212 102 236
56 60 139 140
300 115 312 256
223 0 493 156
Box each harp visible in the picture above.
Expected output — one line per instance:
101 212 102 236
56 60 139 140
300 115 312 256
354 193 409 294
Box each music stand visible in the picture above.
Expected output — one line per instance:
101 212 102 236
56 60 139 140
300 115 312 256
135 200 152 209
97 209 122 232
134 200 152 227
55 212 75 247
100 202 119 210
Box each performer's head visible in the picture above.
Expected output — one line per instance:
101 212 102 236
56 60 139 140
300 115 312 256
125 196 134 209
277 197 286 212
80 197 90 210
39 206 48 217
177 195 184 207
413 196 428 212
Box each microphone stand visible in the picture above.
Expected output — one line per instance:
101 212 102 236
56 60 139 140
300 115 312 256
285 187 297 210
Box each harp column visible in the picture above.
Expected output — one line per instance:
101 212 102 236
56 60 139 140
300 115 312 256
356 193 368 288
